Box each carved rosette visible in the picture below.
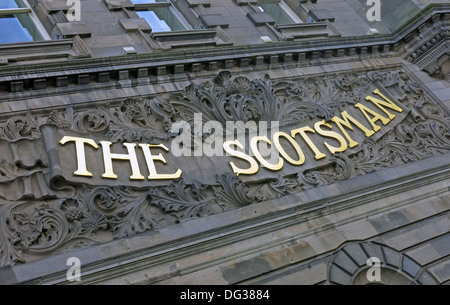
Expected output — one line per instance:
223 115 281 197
0 70 449 267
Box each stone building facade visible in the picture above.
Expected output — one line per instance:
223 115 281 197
0 0 449 285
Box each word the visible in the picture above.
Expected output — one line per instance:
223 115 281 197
60 139 182 181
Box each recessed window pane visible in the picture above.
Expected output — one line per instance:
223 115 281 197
137 11 171 32
259 3 294 25
15 13 44 40
0 14 44 43
0 17 32 43
306 16 316 23
137 7 186 32
0 0 26 9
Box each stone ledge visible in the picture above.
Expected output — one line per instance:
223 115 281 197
56 22 92 38
309 9 335 22
234 0 257 6
200 14 230 28
119 18 152 33
41 0 73 12
103 0 134 10
0 43 397 94
187 0 212 7
247 12 276 26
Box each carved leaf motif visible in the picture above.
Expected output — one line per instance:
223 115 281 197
367 71 399 88
151 174 254 223
0 203 29 265
165 71 361 129
0 202 70 265
84 186 133 215
28 206 69 252
48 107 111 135
151 179 227 223
275 75 359 122
108 97 173 142
108 192 160 238
77 109 110 134
3 112 44 140
250 175 301 202
48 107 75 130
214 173 255 207
0 160 20 182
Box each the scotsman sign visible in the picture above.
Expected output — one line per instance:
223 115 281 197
45 71 408 186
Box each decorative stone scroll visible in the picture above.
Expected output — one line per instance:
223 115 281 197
0 70 449 267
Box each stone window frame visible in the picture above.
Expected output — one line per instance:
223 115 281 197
121 0 233 50
0 0 50 44
256 0 304 25
130 0 193 33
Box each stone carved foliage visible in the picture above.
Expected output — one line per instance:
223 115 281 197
49 107 110 135
0 200 100 266
0 70 449 267
33 71 393 142
0 112 45 141
0 173 254 265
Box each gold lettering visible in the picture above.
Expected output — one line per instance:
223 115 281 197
291 127 326 160
60 136 99 177
314 120 348 155
331 111 375 148
139 144 182 180
366 89 403 120
100 141 145 180
355 103 390 132
223 140 259 176
250 136 284 171
272 132 306 166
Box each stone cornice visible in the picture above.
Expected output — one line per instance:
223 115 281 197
0 4 448 97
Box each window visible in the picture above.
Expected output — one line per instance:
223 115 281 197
257 0 303 25
306 16 317 23
131 0 192 32
0 0 49 44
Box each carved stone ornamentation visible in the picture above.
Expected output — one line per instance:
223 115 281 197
405 29 450 81
0 70 449 267
0 173 255 265
0 112 45 141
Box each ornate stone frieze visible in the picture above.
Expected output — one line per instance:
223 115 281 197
405 27 449 80
0 70 448 267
